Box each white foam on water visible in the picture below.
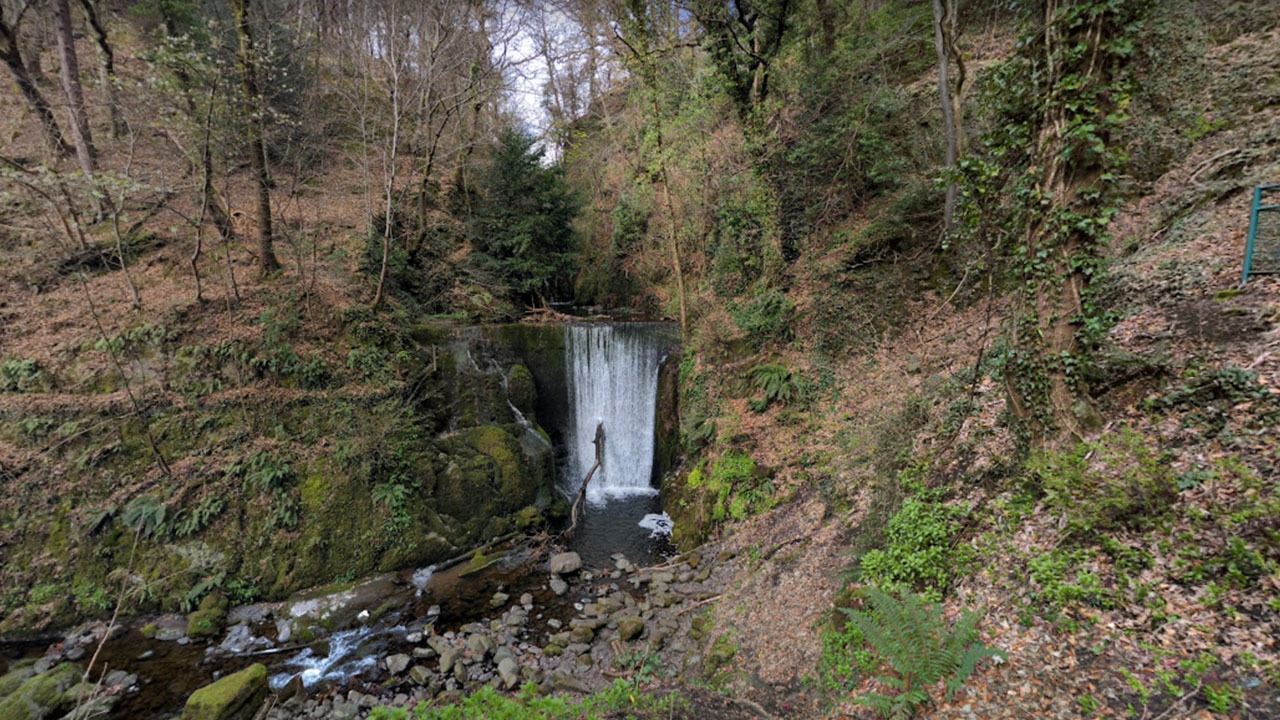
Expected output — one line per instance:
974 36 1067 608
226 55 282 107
267 625 392 690
638 512 673 538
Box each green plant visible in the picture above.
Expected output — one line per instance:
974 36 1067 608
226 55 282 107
816 611 879 693
226 450 295 494
728 290 794 349
173 495 226 537
748 363 801 412
1203 683 1242 713
841 587 1005 718
1030 428 1176 540
371 680 685 719
1028 548 1114 619
0 358 48 392
122 495 168 538
857 475 969 598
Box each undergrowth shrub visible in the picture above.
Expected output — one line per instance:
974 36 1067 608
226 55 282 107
748 363 804 412
369 680 685 720
840 587 1005 719
728 290 794 349
856 468 969 599
0 358 49 392
1029 428 1176 541
687 451 774 523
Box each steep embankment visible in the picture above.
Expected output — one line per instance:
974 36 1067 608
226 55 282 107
662 21 1280 720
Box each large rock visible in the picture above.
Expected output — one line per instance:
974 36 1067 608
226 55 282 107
549 552 582 575
0 662 81 720
180 663 268 720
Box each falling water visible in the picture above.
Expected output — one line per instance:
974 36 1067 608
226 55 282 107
563 323 673 504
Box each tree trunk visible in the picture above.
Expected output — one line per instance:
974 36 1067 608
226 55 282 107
53 0 96 175
0 9 71 157
932 0 964 233
232 0 280 278
78 0 125 138
1004 0 1120 447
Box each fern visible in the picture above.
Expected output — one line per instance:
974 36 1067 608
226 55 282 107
174 495 226 537
748 363 795 412
226 450 295 494
841 587 1005 718
122 495 167 538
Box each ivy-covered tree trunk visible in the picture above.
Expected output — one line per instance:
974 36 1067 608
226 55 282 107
1003 0 1140 446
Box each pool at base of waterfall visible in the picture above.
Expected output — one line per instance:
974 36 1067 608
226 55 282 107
566 493 675 569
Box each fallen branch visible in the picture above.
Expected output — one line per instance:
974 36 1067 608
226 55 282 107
563 422 604 540
676 594 722 616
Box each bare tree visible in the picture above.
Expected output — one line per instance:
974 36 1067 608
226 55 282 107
53 0 96 174
1 2 71 156
231 0 281 278
932 0 966 232
77 0 125 138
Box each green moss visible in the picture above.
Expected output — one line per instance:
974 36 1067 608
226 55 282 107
465 426 534 508
187 593 228 641
0 663 81 720
298 471 328 512
507 364 537 420
0 660 38 697
181 663 268 720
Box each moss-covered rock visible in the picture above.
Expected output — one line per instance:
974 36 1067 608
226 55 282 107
465 426 541 509
0 660 38 697
180 663 267 720
507 364 538 421
0 662 81 720
187 592 229 641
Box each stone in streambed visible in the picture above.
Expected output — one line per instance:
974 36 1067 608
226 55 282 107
549 575 569 596
385 654 411 675
409 666 432 686
618 617 645 642
180 663 268 720
497 658 520 689
549 552 582 575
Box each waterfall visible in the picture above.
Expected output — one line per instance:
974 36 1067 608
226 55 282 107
564 323 672 503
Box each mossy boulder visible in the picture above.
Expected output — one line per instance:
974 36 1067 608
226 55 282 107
458 425 546 511
180 663 268 720
187 592 229 641
507 364 538 421
0 662 81 720
0 660 38 697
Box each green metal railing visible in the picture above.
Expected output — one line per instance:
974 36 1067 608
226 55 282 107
1242 184 1280 283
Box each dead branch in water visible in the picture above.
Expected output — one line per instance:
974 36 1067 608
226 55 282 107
563 422 604 540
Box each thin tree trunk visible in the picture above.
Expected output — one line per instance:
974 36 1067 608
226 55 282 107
53 0 96 175
232 0 280 278
78 0 125 138
932 0 960 233
1 7 71 156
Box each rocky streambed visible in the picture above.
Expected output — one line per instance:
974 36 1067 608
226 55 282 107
0 541 739 720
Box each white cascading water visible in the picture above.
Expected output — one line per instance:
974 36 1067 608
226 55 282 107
564 324 668 504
